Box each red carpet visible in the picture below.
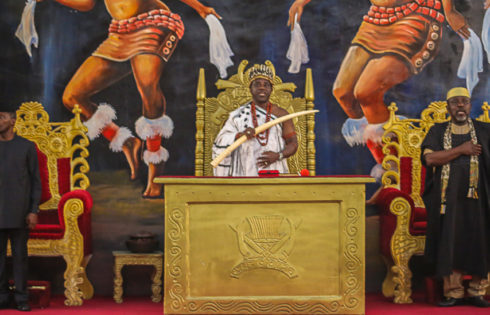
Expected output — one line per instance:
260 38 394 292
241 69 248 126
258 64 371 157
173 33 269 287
0 295 162 315
2 293 489 314
366 292 490 315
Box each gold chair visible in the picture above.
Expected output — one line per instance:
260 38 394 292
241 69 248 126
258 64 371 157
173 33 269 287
377 101 490 303
195 60 316 176
8 101 93 306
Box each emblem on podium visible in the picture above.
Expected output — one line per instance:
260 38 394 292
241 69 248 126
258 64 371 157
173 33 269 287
230 215 299 279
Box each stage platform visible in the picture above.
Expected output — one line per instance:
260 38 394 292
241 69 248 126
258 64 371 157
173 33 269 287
1 293 489 314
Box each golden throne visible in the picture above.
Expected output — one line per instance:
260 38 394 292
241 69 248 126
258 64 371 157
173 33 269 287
195 60 316 176
376 101 490 303
8 101 93 306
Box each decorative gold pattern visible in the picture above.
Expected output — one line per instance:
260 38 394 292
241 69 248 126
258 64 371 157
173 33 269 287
7 102 91 306
230 215 298 278
195 60 316 176
380 101 489 303
112 251 163 303
14 102 90 209
158 176 374 314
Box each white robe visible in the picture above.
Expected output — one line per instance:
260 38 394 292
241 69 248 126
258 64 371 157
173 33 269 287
212 102 289 176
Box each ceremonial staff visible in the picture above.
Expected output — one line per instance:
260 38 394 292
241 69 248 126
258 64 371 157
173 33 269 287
211 109 319 168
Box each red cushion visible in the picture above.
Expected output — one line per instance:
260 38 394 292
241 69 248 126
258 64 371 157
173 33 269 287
30 190 93 256
36 147 52 204
57 158 71 196
400 157 413 195
37 210 59 225
410 207 427 235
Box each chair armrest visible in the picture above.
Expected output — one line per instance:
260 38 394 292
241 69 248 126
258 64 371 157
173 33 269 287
376 187 416 258
57 190 93 256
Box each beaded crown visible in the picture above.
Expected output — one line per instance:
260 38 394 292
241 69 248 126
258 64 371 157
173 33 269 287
248 64 274 85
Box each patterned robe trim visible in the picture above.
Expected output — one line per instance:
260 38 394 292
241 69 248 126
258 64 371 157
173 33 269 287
440 119 479 214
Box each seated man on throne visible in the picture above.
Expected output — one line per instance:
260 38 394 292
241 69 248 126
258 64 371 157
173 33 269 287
212 64 298 176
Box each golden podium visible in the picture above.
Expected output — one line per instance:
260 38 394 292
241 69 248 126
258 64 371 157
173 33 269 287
155 176 374 314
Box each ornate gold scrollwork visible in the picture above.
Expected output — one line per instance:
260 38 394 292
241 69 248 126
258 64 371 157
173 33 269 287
10 102 91 306
14 102 90 210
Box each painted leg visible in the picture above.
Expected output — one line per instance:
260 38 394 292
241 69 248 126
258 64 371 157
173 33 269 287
135 115 173 198
83 105 140 180
122 137 142 181
145 160 165 198
353 55 411 169
333 46 372 119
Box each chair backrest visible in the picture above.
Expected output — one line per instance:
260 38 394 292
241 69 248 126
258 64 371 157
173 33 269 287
14 102 90 210
381 101 490 208
195 60 316 176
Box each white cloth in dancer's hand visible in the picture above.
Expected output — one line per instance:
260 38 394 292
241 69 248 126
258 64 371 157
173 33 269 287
286 14 309 74
15 0 38 58
205 15 234 78
482 9 490 63
457 29 483 95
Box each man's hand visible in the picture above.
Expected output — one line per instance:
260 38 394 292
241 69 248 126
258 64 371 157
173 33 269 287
26 213 38 230
485 0 490 10
287 0 311 30
257 151 280 168
458 141 482 156
236 127 255 140
446 10 470 39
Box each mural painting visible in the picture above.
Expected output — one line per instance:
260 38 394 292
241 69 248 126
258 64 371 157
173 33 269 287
1 0 489 295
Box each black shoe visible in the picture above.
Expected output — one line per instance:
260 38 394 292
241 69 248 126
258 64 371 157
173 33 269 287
16 302 30 312
438 297 464 307
467 296 490 307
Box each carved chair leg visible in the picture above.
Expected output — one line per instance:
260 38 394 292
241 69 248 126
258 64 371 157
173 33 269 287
391 253 413 304
78 254 94 300
381 255 396 298
114 262 124 303
62 254 84 306
151 263 163 303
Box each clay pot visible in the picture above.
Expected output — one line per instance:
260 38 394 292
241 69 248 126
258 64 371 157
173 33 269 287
125 232 158 253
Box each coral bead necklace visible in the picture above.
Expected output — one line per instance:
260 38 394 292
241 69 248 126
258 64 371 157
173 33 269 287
251 102 272 146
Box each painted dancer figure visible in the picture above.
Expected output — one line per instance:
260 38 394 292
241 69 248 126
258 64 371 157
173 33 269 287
289 0 469 178
40 0 219 197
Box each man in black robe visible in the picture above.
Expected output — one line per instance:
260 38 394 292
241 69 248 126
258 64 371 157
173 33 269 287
422 87 490 307
0 105 41 312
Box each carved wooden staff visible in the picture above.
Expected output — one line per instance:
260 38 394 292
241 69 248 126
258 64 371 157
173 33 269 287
211 109 319 168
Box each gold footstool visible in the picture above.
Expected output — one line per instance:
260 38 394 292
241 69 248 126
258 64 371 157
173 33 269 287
113 251 163 303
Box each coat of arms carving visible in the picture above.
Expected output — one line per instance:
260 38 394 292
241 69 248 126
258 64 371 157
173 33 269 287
230 215 299 279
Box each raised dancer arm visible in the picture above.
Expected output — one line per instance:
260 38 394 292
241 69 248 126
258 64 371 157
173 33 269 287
442 0 470 39
179 0 221 19
287 0 311 30
37 0 95 11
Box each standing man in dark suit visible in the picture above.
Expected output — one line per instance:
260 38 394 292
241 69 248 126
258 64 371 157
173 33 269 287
0 105 41 311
